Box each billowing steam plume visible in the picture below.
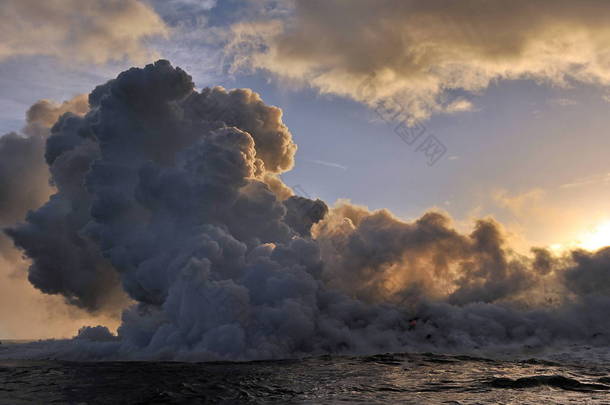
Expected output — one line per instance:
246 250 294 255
2 61 609 360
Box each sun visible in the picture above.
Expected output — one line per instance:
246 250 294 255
576 220 610 251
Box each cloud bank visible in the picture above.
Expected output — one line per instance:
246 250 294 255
0 0 167 64
227 0 610 119
1 61 609 360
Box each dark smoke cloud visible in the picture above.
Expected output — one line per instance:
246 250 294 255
1 95 128 312
3 60 610 360
0 96 88 260
0 96 126 338
283 196 328 237
564 248 610 297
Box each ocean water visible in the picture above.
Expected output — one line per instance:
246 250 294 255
1 348 609 404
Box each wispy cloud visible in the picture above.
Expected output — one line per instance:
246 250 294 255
548 98 578 107
306 159 348 171
560 172 610 189
445 99 475 113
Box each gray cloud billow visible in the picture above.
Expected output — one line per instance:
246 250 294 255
3 60 610 360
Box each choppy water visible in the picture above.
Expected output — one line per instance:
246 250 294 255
1 351 610 404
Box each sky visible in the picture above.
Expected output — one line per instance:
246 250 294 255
1 0 610 344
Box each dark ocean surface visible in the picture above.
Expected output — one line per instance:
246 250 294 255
1 348 610 404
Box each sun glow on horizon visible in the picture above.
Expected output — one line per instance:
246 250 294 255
575 220 610 252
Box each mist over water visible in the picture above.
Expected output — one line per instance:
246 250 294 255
1 60 609 361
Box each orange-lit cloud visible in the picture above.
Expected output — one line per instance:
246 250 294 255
0 0 167 64
227 0 610 119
